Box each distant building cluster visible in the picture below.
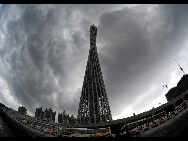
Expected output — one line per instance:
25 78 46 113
18 106 27 115
34 107 76 124
58 110 77 124
35 107 56 122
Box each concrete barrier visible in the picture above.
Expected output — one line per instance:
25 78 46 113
142 107 188 137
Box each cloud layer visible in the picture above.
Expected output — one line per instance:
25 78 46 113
0 4 188 121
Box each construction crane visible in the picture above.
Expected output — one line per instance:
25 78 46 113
175 59 186 75
163 59 186 90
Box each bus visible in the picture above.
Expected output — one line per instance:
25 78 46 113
64 127 111 137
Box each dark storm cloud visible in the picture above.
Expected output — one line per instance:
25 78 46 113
0 4 87 117
97 4 188 116
1 4 125 118
0 4 188 121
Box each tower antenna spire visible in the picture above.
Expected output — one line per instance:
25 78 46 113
175 58 186 75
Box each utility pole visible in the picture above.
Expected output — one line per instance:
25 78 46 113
175 59 186 75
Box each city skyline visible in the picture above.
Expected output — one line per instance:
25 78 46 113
0 4 188 122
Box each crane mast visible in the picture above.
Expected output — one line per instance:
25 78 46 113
175 59 186 75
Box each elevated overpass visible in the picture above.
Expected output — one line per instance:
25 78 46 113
62 90 188 134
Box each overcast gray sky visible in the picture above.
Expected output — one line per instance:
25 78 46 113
0 4 188 122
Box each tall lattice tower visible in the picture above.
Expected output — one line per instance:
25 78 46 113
77 24 112 124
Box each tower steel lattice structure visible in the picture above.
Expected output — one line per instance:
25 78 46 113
77 24 112 124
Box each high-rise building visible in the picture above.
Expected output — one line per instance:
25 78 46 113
43 108 56 122
77 25 112 124
18 106 27 115
58 110 77 124
35 107 56 122
35 107 44 118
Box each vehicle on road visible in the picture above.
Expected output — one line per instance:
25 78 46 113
64 127 111 137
